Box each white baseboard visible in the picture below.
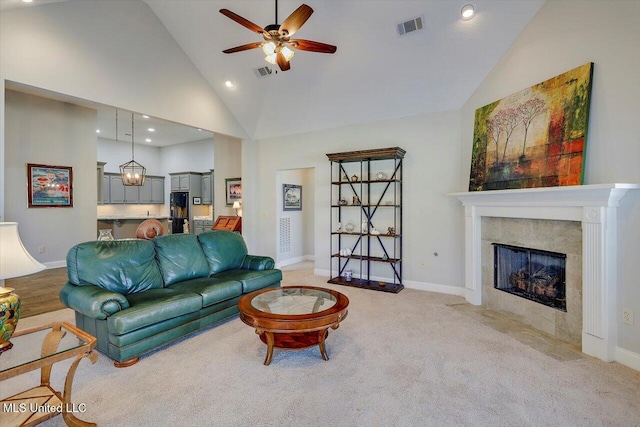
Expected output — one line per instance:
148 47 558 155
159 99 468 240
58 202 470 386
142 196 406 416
275 255 314 269
313 269 464 296
403 279 466 296
615 346 640 371
315 268 331 278
44 260 66 269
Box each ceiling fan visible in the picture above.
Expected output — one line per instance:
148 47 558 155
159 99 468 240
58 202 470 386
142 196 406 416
220 1 337 72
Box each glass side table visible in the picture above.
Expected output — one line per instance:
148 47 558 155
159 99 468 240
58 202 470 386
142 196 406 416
0 321 98 426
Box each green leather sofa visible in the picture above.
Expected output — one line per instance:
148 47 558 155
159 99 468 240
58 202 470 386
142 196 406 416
60 230 282 367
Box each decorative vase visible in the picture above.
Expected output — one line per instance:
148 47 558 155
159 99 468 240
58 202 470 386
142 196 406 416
0 287 20 354
98 229 115 241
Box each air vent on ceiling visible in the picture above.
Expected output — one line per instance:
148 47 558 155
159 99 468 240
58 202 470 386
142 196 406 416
254 66 274 78
397 14 425 36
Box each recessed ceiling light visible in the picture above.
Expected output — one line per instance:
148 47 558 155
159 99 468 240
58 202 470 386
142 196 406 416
96 129 101 133
197 128 203 131
142 115 149 119
145 138 152 143
225 80 234 88
147 128 155 132
461 4 475 20
22 0 34 3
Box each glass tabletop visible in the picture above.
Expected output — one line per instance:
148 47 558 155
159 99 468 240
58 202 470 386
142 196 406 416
251 287 337 315
0 323 88 374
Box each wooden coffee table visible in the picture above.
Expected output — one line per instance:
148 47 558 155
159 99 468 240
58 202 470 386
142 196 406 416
238 286 349 365
0 321 98 426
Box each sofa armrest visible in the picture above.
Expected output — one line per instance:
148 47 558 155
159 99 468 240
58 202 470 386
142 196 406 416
59 282 130 320
241 255 275 271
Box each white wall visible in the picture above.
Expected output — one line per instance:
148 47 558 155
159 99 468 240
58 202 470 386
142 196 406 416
98 137 163 175
4 90 97 266
460 0 640 359
0 0 246 221
213 133 242 218
275 168 315 267
248 109 464 293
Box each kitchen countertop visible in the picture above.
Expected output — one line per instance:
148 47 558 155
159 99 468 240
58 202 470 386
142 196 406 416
98 215 170 220
193 216 213 221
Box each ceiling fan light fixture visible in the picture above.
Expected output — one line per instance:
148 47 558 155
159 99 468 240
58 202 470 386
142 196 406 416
281 46 295 61
262 42 276 55
461 4 475 20
265 53 277 65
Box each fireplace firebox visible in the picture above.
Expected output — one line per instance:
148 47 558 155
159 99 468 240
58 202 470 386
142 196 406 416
493 243 566 311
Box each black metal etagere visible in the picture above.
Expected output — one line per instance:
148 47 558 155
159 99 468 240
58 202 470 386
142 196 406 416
326 147 405 293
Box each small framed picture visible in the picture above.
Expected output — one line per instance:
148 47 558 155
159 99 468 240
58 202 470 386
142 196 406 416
193 197 202 205
27 163 73 208
225 177 242 206
283 184 302 211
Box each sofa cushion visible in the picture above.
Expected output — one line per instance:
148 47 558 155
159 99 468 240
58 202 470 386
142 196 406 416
67 240 163 295
213 269 283 293
154 234 210 286
198 230 248 275
168 277 242 307
107 288 202 335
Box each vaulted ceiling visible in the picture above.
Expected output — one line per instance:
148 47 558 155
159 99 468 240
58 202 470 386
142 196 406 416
145 0 545 140
1 0 546 141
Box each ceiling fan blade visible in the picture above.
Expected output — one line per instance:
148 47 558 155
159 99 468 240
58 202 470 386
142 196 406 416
276 52 291 71
220 9 266 35
279 4 313 37
290 39 337 54
222 42 264 54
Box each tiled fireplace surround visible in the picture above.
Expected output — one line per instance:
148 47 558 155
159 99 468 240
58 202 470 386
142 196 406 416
453 184 639 363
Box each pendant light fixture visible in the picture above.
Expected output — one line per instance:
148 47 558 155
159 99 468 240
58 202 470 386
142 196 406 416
119 111 146 186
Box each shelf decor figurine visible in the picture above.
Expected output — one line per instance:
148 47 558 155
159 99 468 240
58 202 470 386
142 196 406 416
361 221 368 234
345 222 355 233
370 227 380 235
387 227 395 236
336 222 342 233
375 171 387 180
351 174 359 182
352 195 361 206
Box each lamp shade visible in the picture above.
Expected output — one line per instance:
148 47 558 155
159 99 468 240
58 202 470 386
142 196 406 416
232 201 242 209
0 222 46 280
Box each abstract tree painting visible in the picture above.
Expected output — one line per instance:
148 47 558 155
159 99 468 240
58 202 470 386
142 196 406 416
469 63 593 191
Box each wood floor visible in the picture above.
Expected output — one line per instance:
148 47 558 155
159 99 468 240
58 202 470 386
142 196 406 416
5 267 68 318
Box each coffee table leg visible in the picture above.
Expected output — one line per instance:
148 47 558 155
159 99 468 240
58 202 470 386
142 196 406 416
318 329 329 361
263 331 275 366
62 350 99 427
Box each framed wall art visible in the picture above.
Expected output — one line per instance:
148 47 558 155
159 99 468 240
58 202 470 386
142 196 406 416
27 163 73 208
469 62 594 191
225 177 242 206
193 197 202 205
283 184 302 211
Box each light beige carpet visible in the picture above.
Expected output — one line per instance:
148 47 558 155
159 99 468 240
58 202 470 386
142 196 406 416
3 262 639 426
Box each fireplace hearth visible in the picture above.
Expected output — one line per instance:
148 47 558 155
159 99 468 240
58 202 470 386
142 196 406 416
493 243 566 311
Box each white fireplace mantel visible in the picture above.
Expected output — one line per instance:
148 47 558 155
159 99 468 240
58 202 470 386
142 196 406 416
450 183 640 362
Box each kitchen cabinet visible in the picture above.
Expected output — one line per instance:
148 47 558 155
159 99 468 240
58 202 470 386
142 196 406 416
109 174 138 203
202 171 213 205
101 175 110 204
139 176 165 204
170 173 202 194
193 218 213 235
151 178 164 204
97 162 107 204
103 173 164 204
109 174 126 204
